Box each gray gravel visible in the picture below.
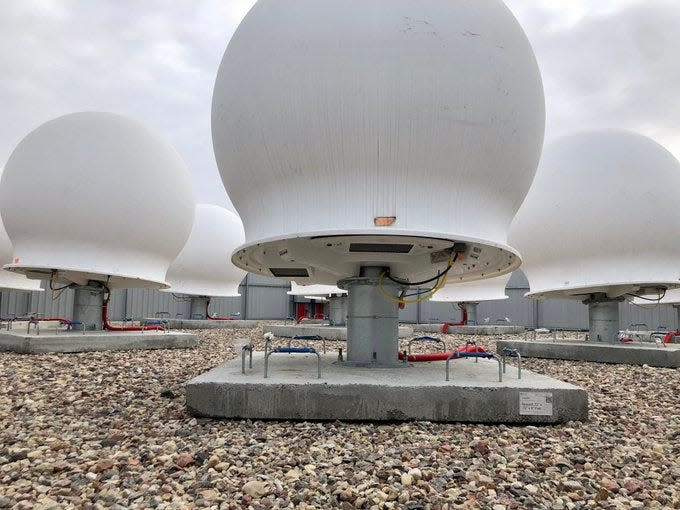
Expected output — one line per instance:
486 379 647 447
0 325 678 509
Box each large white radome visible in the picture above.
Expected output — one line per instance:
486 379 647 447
164 204 246 297
1 112 195 288
213 0 545 285
510 130 680 299
431 274 510 303
0 170 42 292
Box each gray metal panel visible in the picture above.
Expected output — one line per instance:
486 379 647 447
398 301 418 323
419 300 458 323
126 289 191 319
478 289 535 327
536 299 588 329
208 290 245 319
619 301 678 331
247 285 289 319
29 289 75 318
106 290 127 321
0 290 32 318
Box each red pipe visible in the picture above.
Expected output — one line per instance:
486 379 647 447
441 306 468 333
102 295 163 332
662 331 680 344
205 298 236 320
398 344 487 362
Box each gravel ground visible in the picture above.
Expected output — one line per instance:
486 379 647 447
0 326 678 510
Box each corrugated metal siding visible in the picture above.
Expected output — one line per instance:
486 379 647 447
619 301 678 330
29 289 75 318
246 285 290 319
478 288 536 327
208 289 246 318
0 290 31 318
126 289 191 319
537 299 589 329
418 300 456 323
1 267 679 329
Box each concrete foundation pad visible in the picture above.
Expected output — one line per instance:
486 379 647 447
0 330 197 354
186 353 587 423
265 324 414 341
496 339 680 368
150 319 259 330
412 324 526 335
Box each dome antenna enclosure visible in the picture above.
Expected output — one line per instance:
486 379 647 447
213 0 545 368
189 0 588 423
158 204 256 329
0 112 197 341
0 178 43 292
288 282 348 326
498 130 680 367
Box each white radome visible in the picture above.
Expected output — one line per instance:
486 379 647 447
510 130 680 299
0 173 43 291
431 273 510 302
288 282 347 298
1 112 195 288
164 204 247 297
213 0 545 285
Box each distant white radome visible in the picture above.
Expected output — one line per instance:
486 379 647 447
431 273 510 303
164 204 246 297
510 130 680 299
1 112 195 288
213 0 545 285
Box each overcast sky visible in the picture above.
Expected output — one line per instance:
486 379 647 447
1 0 678 211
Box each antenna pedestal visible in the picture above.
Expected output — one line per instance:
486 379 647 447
190 296 210 320
583 294 622 343
73 283 105 331
461 302 479 325
328 295 347 326
338 267 404 367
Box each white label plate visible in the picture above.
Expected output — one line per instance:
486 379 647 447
519 392 554 416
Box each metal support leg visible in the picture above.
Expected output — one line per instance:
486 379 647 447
241 344 253 374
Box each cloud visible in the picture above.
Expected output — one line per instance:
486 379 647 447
0 0 256 211
1 0 678 214
506 0 680 157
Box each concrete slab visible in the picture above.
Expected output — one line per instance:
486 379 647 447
265 324 414 340
412 323 525 335
149 319 259 330
186 353 587 423
0 330 197 354
496 339 680 368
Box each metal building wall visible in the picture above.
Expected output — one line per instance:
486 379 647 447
0 290 32 318
208 286 246 319
245 274 290 319
3 268 680 329
29 289 75 318
125 289 191 320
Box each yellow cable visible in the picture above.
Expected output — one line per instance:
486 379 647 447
378 256 452 305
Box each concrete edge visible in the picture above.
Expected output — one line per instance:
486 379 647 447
496 339 680 368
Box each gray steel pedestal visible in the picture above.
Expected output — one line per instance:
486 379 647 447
338 267 404 367
190 296 209 320
73 283 105 330
583 294 622 343
328 295 347 326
